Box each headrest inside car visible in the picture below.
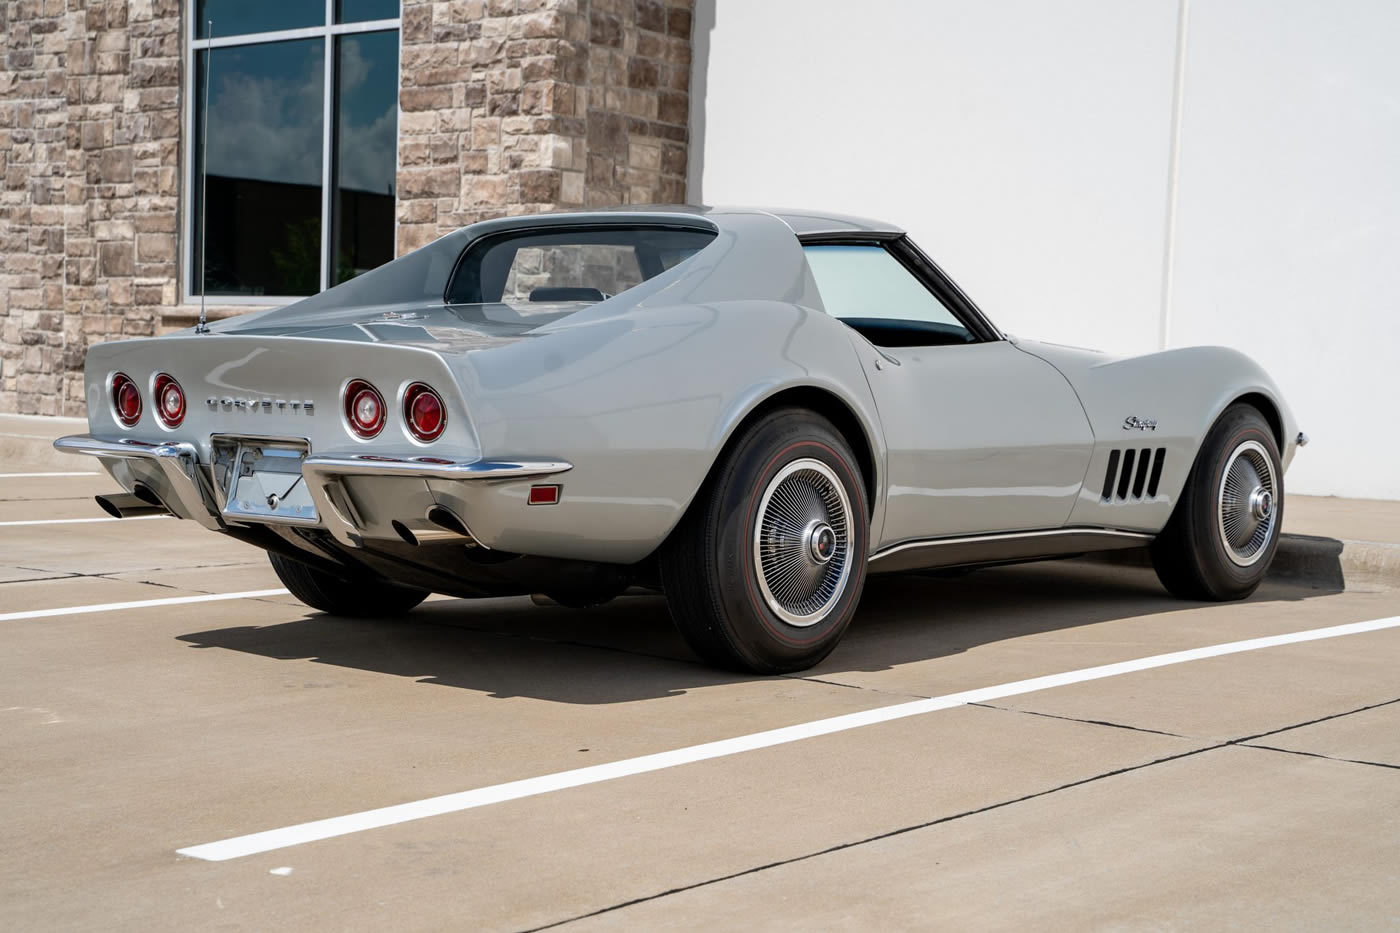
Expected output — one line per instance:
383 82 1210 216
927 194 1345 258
529 287 606 302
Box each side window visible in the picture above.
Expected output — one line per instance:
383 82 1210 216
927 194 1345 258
803 244 975 347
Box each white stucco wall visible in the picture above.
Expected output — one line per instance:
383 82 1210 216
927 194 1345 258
691 0 1400 500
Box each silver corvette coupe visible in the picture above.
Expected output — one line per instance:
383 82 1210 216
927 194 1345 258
58 207 1303 673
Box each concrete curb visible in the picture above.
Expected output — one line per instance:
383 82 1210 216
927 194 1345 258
1273 534 1400 588
1084 533 1400 589
0 417 86 471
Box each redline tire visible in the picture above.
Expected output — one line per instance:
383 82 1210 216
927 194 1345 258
1150 404 1283 601
660 408 869 673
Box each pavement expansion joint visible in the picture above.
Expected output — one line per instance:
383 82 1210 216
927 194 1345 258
1238 743 1400 772
1230 696 1400 745
1 568 82 585
518 695 1400 932
0 560 259 592
968 701 1187 737
513 743 1223 933
785 673 934 701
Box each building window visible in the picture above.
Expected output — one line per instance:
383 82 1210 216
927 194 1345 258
188 2 400 300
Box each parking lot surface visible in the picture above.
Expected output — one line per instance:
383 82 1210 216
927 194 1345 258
3 455 1398 931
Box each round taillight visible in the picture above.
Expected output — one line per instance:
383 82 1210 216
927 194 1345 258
344 379 386 438
153 373 185 428
112 373 141 427
404 383 446 442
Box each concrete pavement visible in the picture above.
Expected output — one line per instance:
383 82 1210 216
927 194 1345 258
2 418 1398 931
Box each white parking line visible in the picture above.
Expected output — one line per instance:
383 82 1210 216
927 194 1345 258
0 589 291 623
176 613 1400 862
0 515 170 527
0 471 99 478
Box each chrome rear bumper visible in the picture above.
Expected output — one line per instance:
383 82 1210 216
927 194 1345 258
53 435 224 530
300 454 572 481
54 434 572 548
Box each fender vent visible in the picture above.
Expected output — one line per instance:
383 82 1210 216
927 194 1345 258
1102 448 1166 502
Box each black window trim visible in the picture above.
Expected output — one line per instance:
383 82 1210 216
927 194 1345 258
797 232 1003 344
443 221 717 306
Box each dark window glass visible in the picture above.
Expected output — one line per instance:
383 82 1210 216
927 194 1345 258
446 227 717 305
193 40 324 296
336 0 401 23
803 245 974 347
332 31 398 285
196 0 323 38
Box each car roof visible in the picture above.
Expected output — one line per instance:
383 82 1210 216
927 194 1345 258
745 207 905 237
471 205 904 238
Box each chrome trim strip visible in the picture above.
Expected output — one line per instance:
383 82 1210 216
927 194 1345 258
301 455 573 481
869 527 1154 564
54 434 223 530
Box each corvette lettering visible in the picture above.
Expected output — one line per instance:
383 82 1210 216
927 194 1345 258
206 397 315 413
1123 416 1157 431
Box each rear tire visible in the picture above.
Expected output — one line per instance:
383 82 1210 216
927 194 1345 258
660 407 869 673
1150 404 1283 600
268 552 429 616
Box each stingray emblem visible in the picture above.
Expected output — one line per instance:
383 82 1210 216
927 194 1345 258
1123 416 1158 432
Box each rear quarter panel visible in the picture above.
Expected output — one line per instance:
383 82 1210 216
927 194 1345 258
441 300 887 562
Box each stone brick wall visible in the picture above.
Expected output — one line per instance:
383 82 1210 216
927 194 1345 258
0 0 182 416
0 0 694 416
396 0 693 252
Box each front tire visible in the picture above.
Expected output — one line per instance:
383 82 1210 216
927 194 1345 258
1150 403 1283 600
660 408 869 673
268 552 429 617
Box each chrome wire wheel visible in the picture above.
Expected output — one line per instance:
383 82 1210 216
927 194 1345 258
1217 439 1278 567
752 458 854 627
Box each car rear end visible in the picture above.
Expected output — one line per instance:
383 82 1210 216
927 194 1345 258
57 332 573 559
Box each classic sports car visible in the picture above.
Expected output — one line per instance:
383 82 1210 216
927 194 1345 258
57 207 1304 673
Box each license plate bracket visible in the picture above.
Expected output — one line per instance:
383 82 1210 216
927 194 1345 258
221 441 319 525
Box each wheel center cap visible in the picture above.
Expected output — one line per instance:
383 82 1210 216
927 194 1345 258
1249 487 1273 521
807 522 837 564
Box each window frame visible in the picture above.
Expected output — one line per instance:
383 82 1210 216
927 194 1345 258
182 1 402 305
442 223 720 306
797 232 1003 344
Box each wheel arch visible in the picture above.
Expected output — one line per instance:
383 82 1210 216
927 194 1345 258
1231 391 1284 453
667 384 881 553
735 386 880 516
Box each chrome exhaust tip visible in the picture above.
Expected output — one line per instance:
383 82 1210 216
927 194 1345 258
391 507 480 547
390 520 462 546
94 490 168 519
427 506 474 540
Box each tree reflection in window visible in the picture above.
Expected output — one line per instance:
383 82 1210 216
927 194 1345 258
190 11 400 298
332 31 398 285
194 40 324 296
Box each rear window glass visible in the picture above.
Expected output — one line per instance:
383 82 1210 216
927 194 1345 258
445 225 716 305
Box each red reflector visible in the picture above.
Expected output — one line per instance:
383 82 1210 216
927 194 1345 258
527 485 560 505
403 382 446 442
111 372 141 427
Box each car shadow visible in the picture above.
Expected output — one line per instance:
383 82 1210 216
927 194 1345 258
175 552 1347 705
